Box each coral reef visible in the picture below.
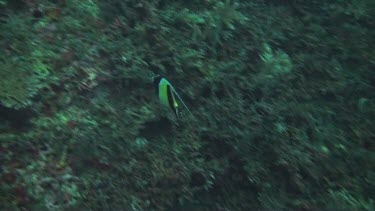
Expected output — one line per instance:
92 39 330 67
0 0 374 210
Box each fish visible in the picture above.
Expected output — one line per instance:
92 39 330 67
153 75 193 119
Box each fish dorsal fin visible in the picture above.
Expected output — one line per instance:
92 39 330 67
168 84 194 118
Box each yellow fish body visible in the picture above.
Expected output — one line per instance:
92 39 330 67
154 76 179 118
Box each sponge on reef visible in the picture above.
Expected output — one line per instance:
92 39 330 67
0 60 40 109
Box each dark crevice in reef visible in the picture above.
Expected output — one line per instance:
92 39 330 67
0 105 34 132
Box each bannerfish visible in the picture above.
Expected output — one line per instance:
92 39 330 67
153 76 193 119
